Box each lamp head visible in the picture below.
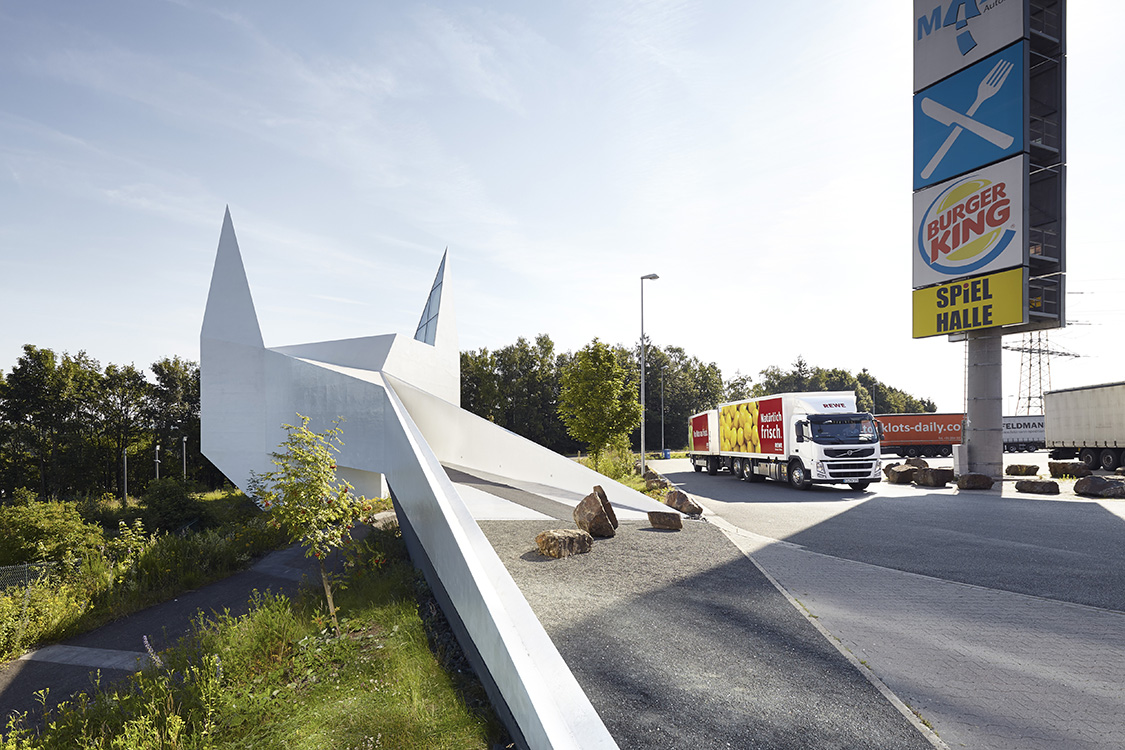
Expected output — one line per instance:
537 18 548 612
641 273 659 280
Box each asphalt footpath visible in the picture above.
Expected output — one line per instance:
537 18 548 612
0 541 330 725
480 517 937 750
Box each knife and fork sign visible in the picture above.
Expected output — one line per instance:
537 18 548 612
920 59 1015 180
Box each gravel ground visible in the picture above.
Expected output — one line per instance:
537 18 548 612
480 518 935 750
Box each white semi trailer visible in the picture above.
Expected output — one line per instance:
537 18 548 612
687 391 883 490
1045 382 1125 470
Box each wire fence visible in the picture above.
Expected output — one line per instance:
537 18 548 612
0 561 59 591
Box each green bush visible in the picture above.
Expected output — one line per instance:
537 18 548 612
0 502 104 566
585 433 637 482
142 478 203 532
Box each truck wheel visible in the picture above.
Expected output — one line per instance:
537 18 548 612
1079 448 1098 469
906 447 919 458
707 457 718 476
852 481 870 491
940 446 952 457
742 461 754 480
693 463 702 473
732 458 745 479
1100 449 1120 472
788 460 812 490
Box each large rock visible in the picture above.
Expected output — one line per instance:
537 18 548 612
647 510 683 531
957 473 994 490
574 491 616 538
886 465 916 484
536 529 593 558
1074 475 1125 498
646 477 671 491
882 462 901 478
592 485 619 529
1048 461 1092 479
663 488 702 516
1006 464 1040 476
1015 479 1060 495
905 457 930 469
915 467 955 488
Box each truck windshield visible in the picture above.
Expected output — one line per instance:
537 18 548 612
807 416 878 444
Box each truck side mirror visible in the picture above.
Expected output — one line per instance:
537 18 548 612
795 421 805 443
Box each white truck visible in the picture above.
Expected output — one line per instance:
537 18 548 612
1002 414 1046 453
1044 381 1125 470
687 391 882 490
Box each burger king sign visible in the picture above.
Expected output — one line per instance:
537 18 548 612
912 155 1024 289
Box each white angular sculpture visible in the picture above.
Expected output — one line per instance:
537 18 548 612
199 208 659 750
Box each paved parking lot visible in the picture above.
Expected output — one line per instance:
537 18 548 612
652 455 1125 750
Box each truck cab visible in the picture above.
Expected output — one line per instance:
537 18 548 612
791 411 882 489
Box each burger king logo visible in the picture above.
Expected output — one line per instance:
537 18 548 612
916 174 1016 276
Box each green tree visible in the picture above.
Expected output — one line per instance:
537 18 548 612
0 501 105 565
248 415 380 636
558 339 642 468
460 348 503 423
149 357 202 483
99 363 152 497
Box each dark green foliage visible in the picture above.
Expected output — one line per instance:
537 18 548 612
462 340 938 454
142 478 204 532
0 501 104 566
0 346 228 503
753 356 937 414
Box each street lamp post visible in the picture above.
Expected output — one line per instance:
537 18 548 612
155 444 161 480
661 367 666 455
182 435 188 480
640 273 659 477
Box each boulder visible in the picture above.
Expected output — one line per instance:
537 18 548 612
592 485 619 529
882 462 901 478
1048 461 1092 479
956 473 994 490
663 488 703 516
647 510 683 531
1005 464 1040 476
643 467 660 481
646 477 671 491
915 467 955 488
1074 475 1125 499
905 457 930 469
1015 479 1060 495
574 491 616 538
536 529 593 558
886 465 917 484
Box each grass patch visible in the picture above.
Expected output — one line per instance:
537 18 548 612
1 524 507 750
1 511 288 663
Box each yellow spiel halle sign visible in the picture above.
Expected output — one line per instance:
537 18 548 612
913 267 1025 338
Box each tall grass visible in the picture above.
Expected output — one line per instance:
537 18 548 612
1 525 508 750
0 516 287 662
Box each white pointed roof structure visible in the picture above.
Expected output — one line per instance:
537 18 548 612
201 207 263 347
199 209 671 750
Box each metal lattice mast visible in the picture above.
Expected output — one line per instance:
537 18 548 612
1004 332 1080 415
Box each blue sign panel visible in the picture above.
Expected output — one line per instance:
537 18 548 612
913 42 1024 190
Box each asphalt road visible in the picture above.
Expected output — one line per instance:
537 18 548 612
650 455 1125 750
657 454 1125 611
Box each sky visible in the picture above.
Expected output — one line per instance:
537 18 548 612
1 1 1122 416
